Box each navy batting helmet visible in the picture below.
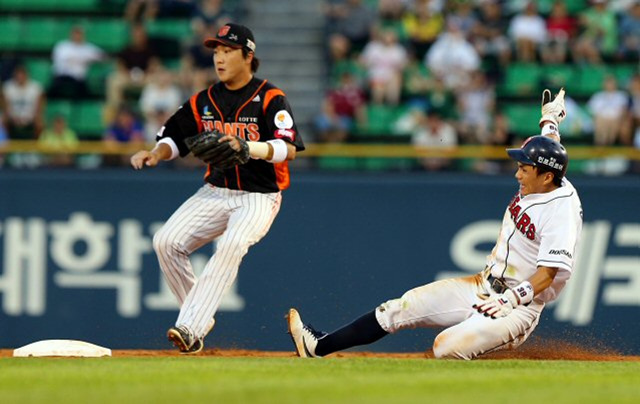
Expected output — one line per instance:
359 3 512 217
507 136 568 181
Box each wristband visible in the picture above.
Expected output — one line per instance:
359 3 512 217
511 281 534 305
267 139 288 163
541 123 561 140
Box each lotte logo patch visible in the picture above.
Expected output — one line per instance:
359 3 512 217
218 25 230 37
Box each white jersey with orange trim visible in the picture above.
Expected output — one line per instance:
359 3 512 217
487 177 583 303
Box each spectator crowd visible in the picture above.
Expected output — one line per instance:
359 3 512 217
0 0 639 173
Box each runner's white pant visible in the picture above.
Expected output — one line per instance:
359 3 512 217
375 269 544 360
153 184 281 338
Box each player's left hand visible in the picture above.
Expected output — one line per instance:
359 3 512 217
473 289 518 319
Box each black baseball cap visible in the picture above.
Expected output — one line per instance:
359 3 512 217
204 23 256 52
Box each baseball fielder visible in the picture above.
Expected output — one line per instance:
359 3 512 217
288 89 583 359
131 23 305 353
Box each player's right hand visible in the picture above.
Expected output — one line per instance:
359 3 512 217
130 150 159 170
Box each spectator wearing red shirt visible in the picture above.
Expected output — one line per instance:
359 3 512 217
542 1 577 63
315 72 366 142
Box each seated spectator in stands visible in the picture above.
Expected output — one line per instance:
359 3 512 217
191 0 232 33
456 71 495 144
572 0 618 64
324 0 376 53
618 1 640 61
106 23 160 122
360 28 408 105
427 77 457 119
410 109 458 171
402 0 444 59
560 94 594 138
623 74 640 146
541 1 577 64
315 72 366 143
104 107 145 166
139 66 183 142
425 20 480 91
587 76 629 145
1 65 45 139
508 1 547 62
49 26 106 99
0 112 7 167
402 50 432 110
472 0 511 69
38 114 78 167
377 0 407 39
126 0 196 22
446 0 477 39
473 111 516 174
180 26 218 96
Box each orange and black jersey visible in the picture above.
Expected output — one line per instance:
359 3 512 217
157 77 305 193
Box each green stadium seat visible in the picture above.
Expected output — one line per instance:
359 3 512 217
0 17 22 51
73 101 105 139
362 158 416 171
503 104 540 136
21 18 66 51
575 65 610 96
499 64 543 96
57 0 98 12
145 19 192 40
0 0 97 12
87 62 115 96
46 100 73 122
25 59 52 89
542 64 577 93
85 20 129 53
614 65 639 87
316 157 360 170
356 104 397 136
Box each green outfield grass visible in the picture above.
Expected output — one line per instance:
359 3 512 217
1 357 638 404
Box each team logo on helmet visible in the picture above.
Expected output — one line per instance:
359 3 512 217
537 156 564 171
218 25 230 37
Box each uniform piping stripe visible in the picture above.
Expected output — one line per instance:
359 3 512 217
263 88 285 114
235 79 267 122
206 86 227 182
189 94 204 133
501 191 574 279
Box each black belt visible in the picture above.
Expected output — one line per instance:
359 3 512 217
487 273 509 294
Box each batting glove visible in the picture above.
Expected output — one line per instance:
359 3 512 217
539 88 566 127
473 281 535 319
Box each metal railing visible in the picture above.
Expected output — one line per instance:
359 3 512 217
2 141 640 160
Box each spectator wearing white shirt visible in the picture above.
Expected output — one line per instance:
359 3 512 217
360 28 408 105
1 65 45 139
425 20 480 91
139 66 183 142
587 76 630 145
411 109 458 171
49 26 106 99
508 1 547 62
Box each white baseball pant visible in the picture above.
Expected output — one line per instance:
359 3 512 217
374 269 544 359
153 184 281 338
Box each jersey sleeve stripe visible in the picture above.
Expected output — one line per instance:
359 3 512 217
263 88 285 114
537 259 572 271
189 94 204 132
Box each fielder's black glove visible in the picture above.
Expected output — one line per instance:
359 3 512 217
184 129 250 169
